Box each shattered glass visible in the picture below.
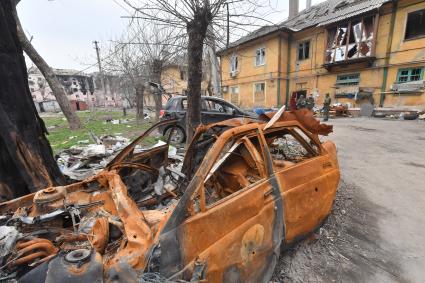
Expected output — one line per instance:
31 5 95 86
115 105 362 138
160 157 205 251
325 16 375 63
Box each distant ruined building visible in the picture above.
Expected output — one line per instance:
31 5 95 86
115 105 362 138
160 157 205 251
28 66 123 112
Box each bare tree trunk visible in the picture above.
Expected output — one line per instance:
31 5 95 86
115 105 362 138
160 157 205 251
11 2 81 130
135 83 145 122
0 0 65 200
185 18 209 144
151 59 163 122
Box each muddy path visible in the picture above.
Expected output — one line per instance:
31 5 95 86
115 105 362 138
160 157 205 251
272 179 406 282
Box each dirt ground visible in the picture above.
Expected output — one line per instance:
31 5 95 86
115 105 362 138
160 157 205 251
272 117 425 283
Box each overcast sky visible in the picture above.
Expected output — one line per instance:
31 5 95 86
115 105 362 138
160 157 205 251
18 0 325 73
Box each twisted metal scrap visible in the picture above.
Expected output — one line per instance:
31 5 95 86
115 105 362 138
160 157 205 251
12 238 58 266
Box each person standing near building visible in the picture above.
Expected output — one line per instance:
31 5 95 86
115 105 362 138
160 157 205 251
296 94 307 109
306 94 315 111
323 93 331 121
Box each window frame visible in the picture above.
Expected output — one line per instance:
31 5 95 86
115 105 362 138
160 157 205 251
336 73 360 86
263 126 320 164
396 67 424 83
230 85 239 105
325 14 378 64
190 131 267 213
230 53 239 73
297 40 310 61
255 47 266 67
404 9 425 41
253 82 266 105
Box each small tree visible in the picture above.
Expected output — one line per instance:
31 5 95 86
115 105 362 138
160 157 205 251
114 21 185 121
103 34 149 122
11 0 82 130
123 0 279 143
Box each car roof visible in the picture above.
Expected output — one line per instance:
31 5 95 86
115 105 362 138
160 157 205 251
171 96 229 103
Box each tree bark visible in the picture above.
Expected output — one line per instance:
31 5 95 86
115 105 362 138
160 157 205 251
135 83 145 122
185 13 209 145
151 59 163 122
0 0 65 200
11 2 82 130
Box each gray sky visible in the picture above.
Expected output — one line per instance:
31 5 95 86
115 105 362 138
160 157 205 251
18 0 325 73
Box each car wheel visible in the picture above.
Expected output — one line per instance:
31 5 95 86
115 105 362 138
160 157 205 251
165 126 186 143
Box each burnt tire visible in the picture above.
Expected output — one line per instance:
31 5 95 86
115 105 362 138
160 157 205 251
165 126 186 144
403 113 418 120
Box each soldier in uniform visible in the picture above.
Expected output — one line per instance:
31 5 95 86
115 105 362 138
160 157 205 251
306 94 315 111
323 93 331 121
296 95 307 109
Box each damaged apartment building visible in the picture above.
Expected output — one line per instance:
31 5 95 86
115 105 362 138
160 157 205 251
28 66 124 112
218 0 425 110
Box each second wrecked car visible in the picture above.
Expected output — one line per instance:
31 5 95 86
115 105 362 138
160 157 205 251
0 109 339 282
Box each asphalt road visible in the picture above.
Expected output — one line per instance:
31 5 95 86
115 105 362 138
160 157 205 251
272 117 425 283
326 118 425 282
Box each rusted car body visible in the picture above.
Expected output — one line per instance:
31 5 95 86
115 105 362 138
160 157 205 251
0 110 339 282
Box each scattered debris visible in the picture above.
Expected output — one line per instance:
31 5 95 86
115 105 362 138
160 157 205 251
57 134 131 181
329 104 350 117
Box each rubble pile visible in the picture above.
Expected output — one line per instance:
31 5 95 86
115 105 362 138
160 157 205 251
57 134 131 180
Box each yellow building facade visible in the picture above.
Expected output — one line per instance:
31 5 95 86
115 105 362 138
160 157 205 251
219 0 425 109
161 65 209 97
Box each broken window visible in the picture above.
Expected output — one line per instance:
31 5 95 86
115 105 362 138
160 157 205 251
325 15 375 63
199 134 265 208
397 67 424 83
336 73 360 86
255 47 266 66
298 41 310 60
230 86 239 105
253 82 265 105
264 127 318 168
405 9 425 40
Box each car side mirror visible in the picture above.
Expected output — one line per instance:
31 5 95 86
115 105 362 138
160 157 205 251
232 108 237 116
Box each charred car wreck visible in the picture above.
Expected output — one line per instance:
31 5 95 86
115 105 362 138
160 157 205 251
0 109 339 282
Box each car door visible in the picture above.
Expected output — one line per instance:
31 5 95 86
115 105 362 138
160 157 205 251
164 133 282 282
263 125 339 244
173 98 187 128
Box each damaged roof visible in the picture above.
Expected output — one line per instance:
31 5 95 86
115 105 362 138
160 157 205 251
218 0 390 54
284 0 390 30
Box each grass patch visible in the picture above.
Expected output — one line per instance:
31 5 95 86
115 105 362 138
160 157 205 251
42 110 154 153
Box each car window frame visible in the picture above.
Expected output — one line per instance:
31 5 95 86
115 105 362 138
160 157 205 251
206 99 234 114
262 125 322 167
188 130 268 213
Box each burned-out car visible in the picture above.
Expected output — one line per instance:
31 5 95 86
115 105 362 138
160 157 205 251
0 109 339 282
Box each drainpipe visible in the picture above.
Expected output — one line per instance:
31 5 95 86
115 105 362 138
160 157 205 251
380 0 398 107
285 34 292 107
277 34 282 106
